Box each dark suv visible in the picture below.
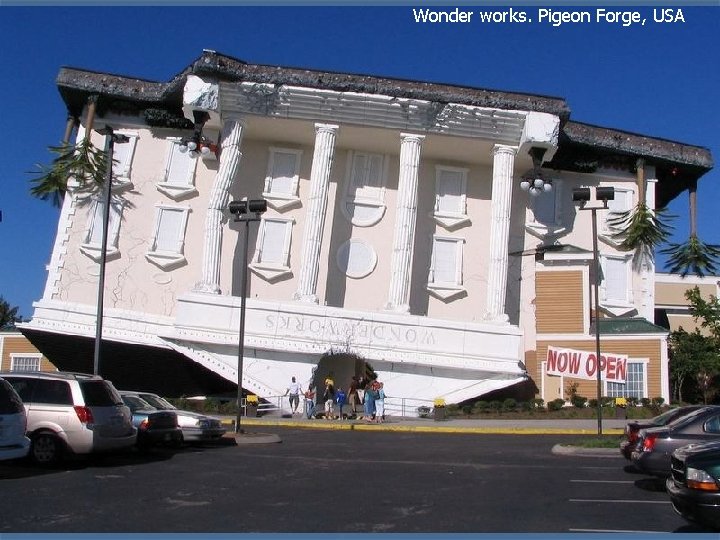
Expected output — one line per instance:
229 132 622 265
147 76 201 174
1 371 136 465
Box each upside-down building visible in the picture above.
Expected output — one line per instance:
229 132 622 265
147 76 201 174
20 51 714 409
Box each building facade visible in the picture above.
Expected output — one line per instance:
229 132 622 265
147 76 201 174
20 51 714 407
0 331 56 373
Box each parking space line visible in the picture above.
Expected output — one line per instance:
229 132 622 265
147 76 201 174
569 528 668 533
570 479 635 483
569 499 671 504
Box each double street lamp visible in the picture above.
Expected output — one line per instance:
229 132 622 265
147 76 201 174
228 198 267 434
572 186 614 436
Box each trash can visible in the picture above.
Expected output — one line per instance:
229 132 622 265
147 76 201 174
434 407 446 421
614 406 626 420
245 395 259 417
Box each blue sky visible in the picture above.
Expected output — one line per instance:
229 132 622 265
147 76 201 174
0 5 718 319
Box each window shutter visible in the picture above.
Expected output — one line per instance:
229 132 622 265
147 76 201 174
437 170 463 214
155 209 184 253
259 221 286 264
270 152 297 195
166 144 194 186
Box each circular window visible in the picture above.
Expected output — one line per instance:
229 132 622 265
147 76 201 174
336 239 377 279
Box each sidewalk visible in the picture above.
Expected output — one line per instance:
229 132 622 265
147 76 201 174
221 413 627 435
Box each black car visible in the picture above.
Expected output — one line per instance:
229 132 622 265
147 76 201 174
632 406 720 477
620 405 705 459
121 395 182 449
667 440 720 531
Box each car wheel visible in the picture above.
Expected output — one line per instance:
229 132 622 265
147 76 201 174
31 432 63 466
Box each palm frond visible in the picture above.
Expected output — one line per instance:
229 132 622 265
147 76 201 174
28 139 109 207
660 235 720 277
607 203 674 258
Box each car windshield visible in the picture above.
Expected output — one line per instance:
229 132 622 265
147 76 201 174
80 380 123 406
139 394 176 410
122 395 156 412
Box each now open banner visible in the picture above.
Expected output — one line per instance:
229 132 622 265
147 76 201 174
546 346 628 383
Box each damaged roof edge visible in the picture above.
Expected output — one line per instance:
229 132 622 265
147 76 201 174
563 121 714 171
56 50 571 120
54 50 713 173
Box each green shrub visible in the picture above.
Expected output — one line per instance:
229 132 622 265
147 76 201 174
502 398 517 412
532 398 545 410
489 400 502 412
547 398 566 411
472 401 489 414
570 395 588 408
640 398 652 408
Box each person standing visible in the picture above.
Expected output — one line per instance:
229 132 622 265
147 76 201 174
347 376 360 415
304 384 317 419
323 379 336 420
375 382 386 423
363 380 378 421
285 376 303 415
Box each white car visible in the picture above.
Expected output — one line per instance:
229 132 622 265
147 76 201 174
2 371 137 465
0 377 31 461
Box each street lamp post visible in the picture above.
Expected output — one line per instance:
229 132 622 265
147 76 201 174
572 186 614 436
229 198 267 434
93 126 129 376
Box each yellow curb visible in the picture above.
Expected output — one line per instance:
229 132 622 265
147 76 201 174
224 418 623 435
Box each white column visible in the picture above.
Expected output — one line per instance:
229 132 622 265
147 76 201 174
484 144 517 322
385 133 424 313
293 123 339 303
193 118 245 294
639 170 658 322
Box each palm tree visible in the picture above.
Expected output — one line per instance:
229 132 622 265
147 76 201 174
608 159 719 277
660 180 720 277
29 138 107 207
607 159 673 267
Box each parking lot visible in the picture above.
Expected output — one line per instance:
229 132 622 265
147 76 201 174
0 428 710 533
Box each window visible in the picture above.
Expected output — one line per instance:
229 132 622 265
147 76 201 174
427 236 465 300
434 166 469 229
606 361 646 399
250 217 294 280
342 151 387 226
111 132 138 188
600 253 633 310
263 148 302 210
10 355 41 372
79 195 125 261
600 186 634 245
156 140 198 199
145 204 190 268
525 180 566 238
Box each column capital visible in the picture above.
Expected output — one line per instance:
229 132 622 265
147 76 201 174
492 144 518 156
314 123 339 134
400 133 426 143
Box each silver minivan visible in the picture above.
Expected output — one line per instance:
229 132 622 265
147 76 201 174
1 371 137 465
0 377 31 461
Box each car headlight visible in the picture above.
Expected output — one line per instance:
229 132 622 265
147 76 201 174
686 467 720 491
